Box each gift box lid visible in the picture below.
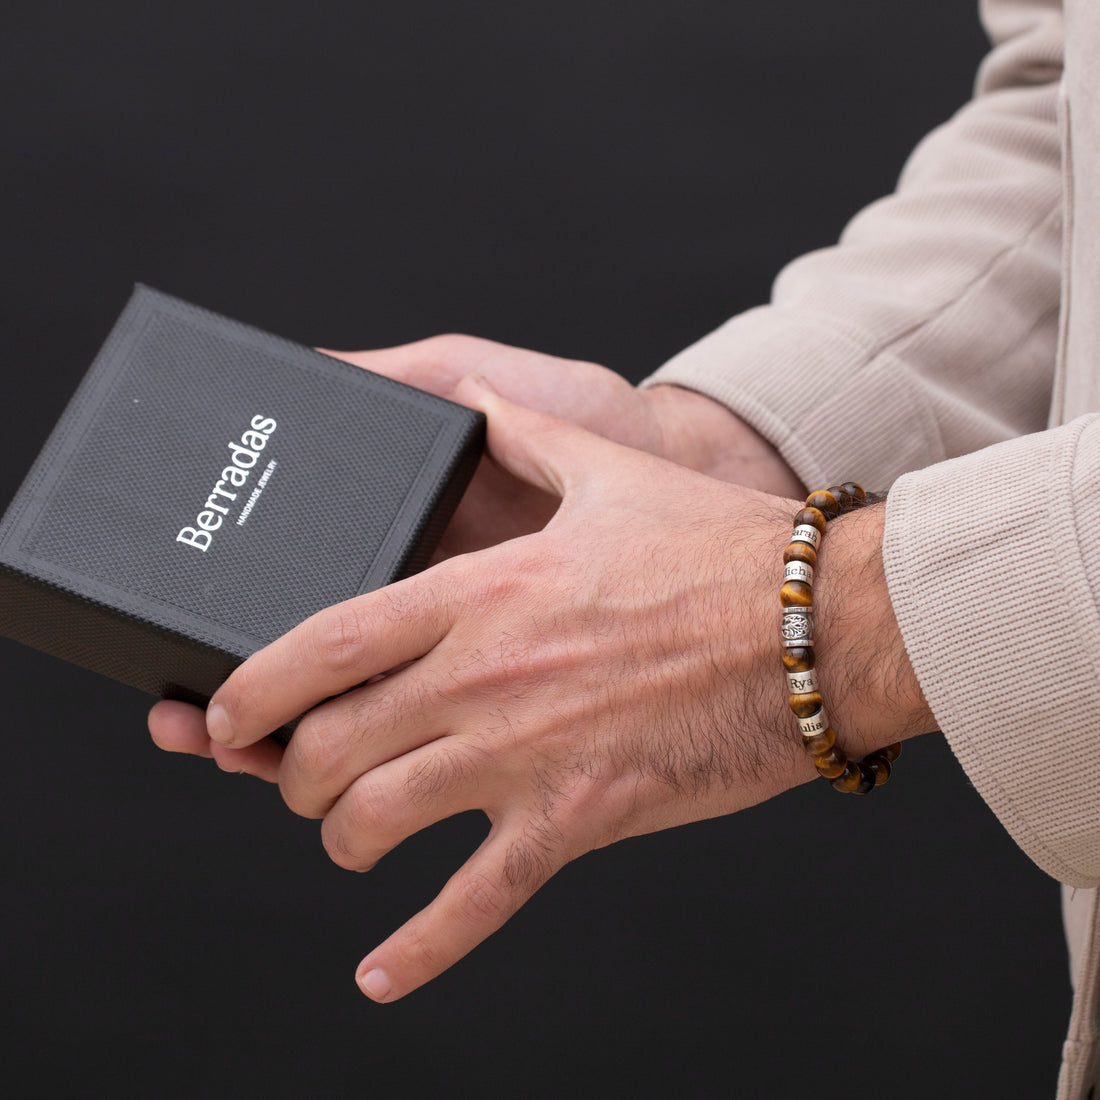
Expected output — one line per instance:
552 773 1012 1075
0 286 484 706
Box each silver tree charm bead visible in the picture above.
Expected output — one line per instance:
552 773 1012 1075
781 606 813 647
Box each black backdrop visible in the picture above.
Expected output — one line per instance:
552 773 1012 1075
2 3 1068 1097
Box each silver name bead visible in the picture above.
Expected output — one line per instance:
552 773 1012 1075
787 668 818 695
790 524 821 550
784 561 814 585
780 606 813 647
798 709 827 737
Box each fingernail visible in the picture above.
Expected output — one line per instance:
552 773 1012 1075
206 702 233 745
359 968 392 1002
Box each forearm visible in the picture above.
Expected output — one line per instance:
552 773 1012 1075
644 0 1064 491
642 383 805 497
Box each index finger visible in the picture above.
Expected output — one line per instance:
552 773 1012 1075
207 576 453 748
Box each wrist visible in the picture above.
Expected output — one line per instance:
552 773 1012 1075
811 502 935 759
642 384 805 496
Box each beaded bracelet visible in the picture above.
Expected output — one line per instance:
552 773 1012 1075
780 482 902 794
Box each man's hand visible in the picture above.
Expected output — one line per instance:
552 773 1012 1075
149 381 930 1001
321 336 804 556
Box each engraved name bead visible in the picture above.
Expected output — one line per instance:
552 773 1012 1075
787 668 819 695
784 561 813 585
790 524 821 550
798 709 827 737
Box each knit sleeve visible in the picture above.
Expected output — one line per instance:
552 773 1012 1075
884 415 1100 885
642 0 1065 493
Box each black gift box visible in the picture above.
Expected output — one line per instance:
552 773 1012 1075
0 286 484 712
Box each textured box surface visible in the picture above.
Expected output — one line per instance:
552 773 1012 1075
0 286 484 710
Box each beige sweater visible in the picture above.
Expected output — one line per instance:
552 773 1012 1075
644 1 1100 1095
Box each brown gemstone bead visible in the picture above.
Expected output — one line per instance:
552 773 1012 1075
805 490 838 520
828 485 853 511
853 762 877 795
841 482 866 504
781 647 815 673
866 754 892 786
780 580 813 607
813 746 847 779
801 725 835 755
783 541 817 568
793 507 827 533
881 742 903 763
830 761 862 793
789 691 823 718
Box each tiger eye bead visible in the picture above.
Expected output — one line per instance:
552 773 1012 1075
801 725 835 755
813 746 847 779
789 691 823 718
781 647 815 673
782 484 899 795
853 762 877 794
830 761 862 792
780 580 813 607
804 490 838 520
866 754 892 786
793 507 827 533
783 541 817 568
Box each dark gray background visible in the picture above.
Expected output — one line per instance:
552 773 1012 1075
2 3 1067 1097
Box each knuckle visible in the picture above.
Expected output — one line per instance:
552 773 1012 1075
320 782 392 869
472 560 523 605
457 869 512 926
320 816 372 871
283 717 347 801
421 333 483 360
343 784 392 838
398 920 446 976
403 747 474 809
319 819 358 868
279 776 325 820
311 602 368 675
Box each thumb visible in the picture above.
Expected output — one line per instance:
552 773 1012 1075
454 373 615 498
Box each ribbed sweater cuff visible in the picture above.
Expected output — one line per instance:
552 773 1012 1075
884 416 1100 886
641 304 949 493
